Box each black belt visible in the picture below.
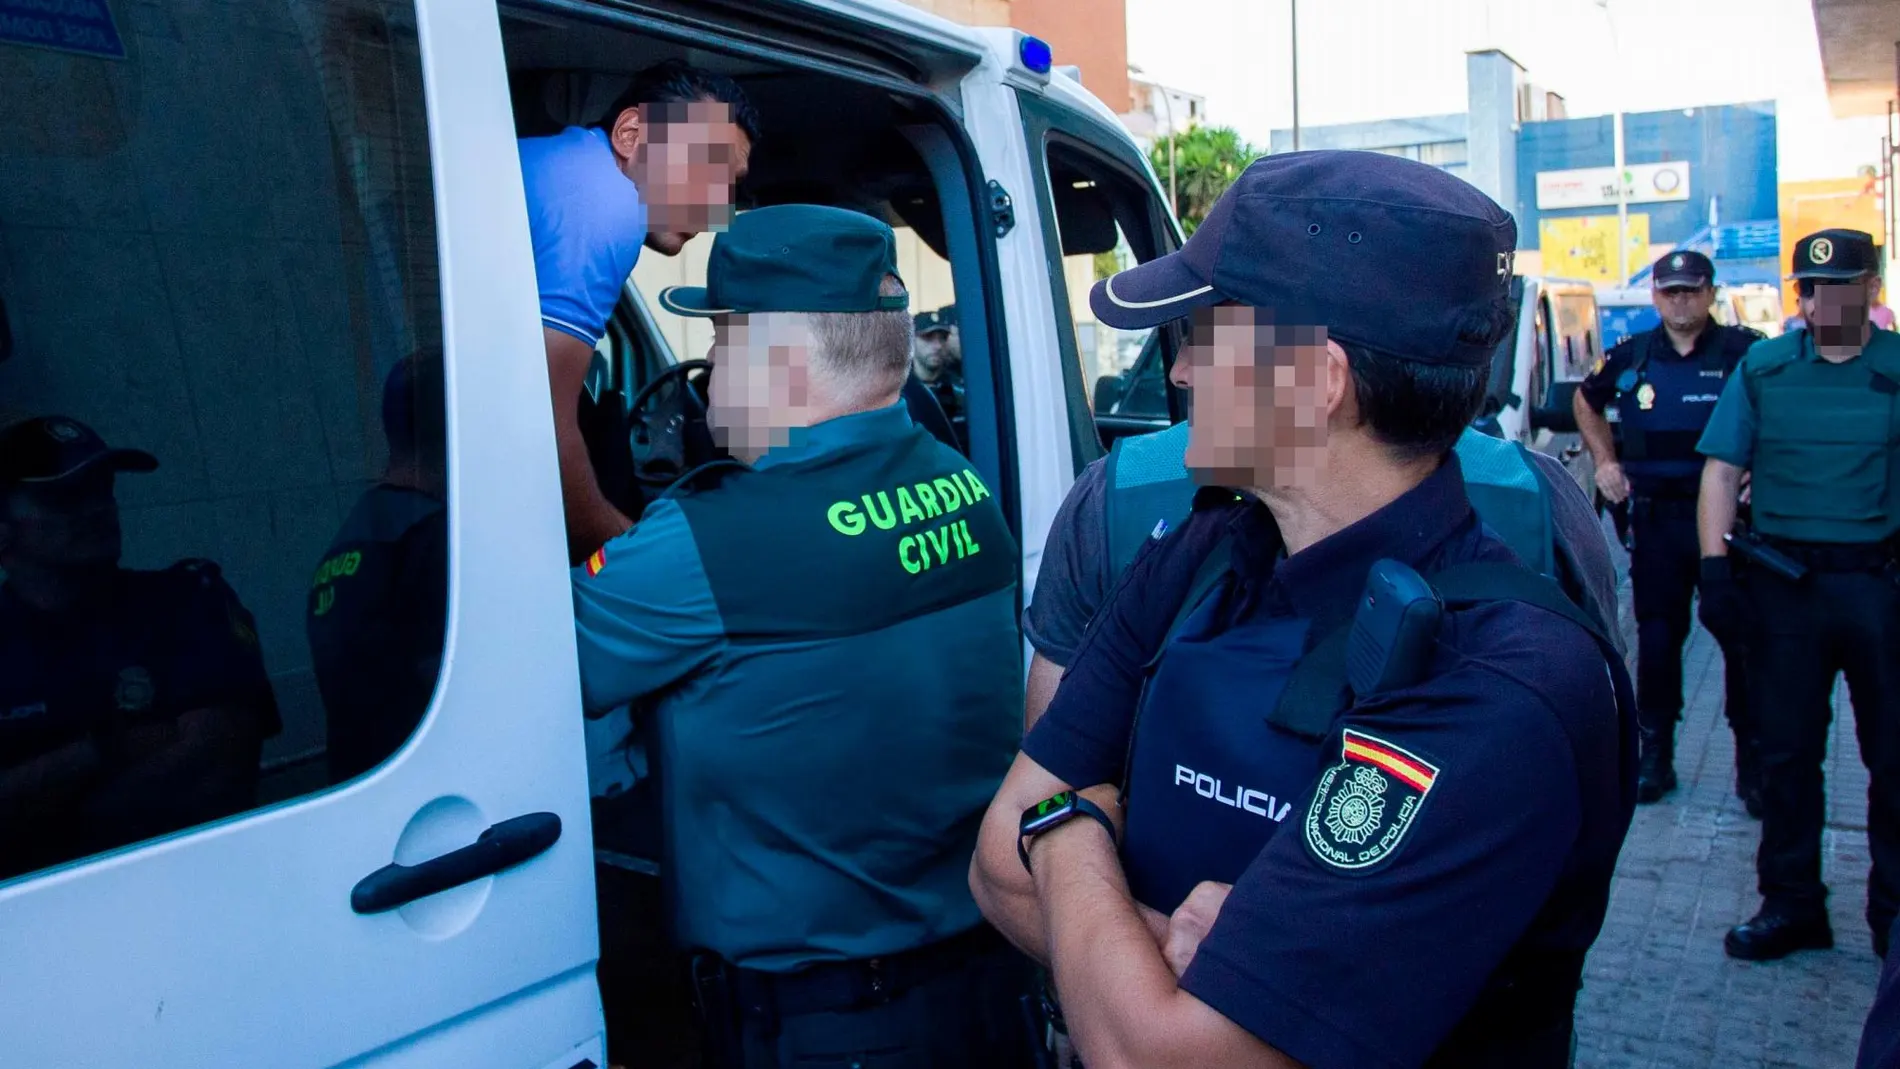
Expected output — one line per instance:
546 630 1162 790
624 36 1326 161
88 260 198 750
728 923 1006 1021
1759 535 1899 573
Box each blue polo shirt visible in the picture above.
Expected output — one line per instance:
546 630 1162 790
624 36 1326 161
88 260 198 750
1025 458 1633 1069
518 125 648 347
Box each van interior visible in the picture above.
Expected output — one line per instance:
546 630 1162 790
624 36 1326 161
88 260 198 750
499 9 1043 1059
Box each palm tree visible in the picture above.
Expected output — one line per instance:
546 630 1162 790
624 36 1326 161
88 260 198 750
1150 126 1259 236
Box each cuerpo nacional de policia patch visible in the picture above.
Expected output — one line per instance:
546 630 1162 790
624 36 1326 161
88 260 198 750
1305 728 1440 871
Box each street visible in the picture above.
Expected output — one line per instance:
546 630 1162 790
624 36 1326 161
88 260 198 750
1576 532 1880 1068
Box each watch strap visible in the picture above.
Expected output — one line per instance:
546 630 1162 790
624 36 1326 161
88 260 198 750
1018 794 1117 874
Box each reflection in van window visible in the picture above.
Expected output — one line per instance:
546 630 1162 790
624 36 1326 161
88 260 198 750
0 0 442 882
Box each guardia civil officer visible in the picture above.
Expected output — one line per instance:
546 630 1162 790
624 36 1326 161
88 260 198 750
570 205 1034 1068
307 352 447 784
1574 250 1763 808
1699 228 1900 962
971 152 1636 1069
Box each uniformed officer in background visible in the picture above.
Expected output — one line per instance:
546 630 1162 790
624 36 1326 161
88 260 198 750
1698 228 1900 962
0 416 278 880
307 351 448 785
571 205 1033 1067
910 304 966 449
972 151 1635 1069
1575 250 1763 809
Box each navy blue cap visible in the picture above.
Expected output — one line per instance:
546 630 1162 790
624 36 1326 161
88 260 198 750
1790 228 1877 281
0 416 157 486
1652 249 1714 289
660 205 909 317
913 305 956 335
1090 150 1518 366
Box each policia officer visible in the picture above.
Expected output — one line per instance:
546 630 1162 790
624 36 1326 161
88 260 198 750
972 152 1636 1069
1574 250 1763 808
570 205 1034 1067
0 417 279 880
1699 228 1900 962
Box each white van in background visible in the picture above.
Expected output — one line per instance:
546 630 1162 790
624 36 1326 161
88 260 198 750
1472 277 1601 448
0 2 1180 1065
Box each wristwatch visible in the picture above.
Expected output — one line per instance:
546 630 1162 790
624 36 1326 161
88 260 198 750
1018 790 1118 874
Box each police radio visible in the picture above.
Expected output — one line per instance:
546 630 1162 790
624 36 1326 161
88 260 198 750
1346 559 1444 697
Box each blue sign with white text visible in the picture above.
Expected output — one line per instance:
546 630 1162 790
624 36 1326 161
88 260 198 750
0 0 125 60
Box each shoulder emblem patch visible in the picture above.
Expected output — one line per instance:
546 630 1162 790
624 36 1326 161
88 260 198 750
1305 729 1439 871
584 547 607 577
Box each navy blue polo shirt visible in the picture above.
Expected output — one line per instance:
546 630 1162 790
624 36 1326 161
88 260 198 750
1025 458 1632 1069
0 562 279 878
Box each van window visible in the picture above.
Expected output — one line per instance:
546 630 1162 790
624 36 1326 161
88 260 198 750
0 0 441 883
1530 295 1555 413
508 49 1009 507
1019 96 1180 466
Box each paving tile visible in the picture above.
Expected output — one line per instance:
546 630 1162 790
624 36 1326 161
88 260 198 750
1574 532 1877 1066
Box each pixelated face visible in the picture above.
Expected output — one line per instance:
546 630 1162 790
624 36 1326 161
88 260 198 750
0 467 122 569
620 99 750 252
1653 284 1714 334
913 329 958 375
1168 305 1333 491
706 313 809 458
1802 279 1871 348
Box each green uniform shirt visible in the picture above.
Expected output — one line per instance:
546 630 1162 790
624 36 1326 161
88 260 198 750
1699 329 1900 542
572 402 1022 971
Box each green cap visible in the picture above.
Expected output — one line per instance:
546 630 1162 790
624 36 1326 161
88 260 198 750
658 205 909 317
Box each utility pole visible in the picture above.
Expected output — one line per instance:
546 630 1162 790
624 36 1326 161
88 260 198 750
1290 0 1302 151
1598 0 1630 283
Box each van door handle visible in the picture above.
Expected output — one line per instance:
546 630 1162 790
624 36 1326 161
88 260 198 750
351 812 562 914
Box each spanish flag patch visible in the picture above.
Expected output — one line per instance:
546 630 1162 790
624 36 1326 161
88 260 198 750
584 547 607 577
1340 729 1438 793
1305 729 1441 871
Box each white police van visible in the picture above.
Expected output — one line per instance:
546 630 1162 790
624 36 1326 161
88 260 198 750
0 1 1179 1064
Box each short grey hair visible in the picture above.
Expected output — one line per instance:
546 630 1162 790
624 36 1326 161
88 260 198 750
808 275 913 398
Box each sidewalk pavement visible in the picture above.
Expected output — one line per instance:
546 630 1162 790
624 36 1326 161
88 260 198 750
1573 539 1880 1069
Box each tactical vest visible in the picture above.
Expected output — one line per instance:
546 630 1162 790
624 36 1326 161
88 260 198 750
1113 492 1636 1053
656 421 1023 971
1104 422 1557 578
1745 330 1900 544
1611 327 1750 490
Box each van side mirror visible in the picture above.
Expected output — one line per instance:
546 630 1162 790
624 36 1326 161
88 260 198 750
1093 373 1127 414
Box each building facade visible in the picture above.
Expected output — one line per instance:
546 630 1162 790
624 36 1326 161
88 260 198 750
1272 51 1781 287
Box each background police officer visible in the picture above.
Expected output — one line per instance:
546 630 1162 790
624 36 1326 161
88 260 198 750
972 152 1635 1069
1698 228 1900 962
0 416 278 880
1575 250 1763 808
571 206 1032 1068
306 352 447 785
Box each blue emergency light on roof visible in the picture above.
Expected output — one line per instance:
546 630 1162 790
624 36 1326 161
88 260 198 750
1019 35 1053 75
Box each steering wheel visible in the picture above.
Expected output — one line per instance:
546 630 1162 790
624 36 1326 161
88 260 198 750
627 359 714 487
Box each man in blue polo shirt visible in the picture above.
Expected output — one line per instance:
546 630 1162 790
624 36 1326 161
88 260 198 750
572 205 1032 1068
521 60 762 562
971 152 1637 1069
